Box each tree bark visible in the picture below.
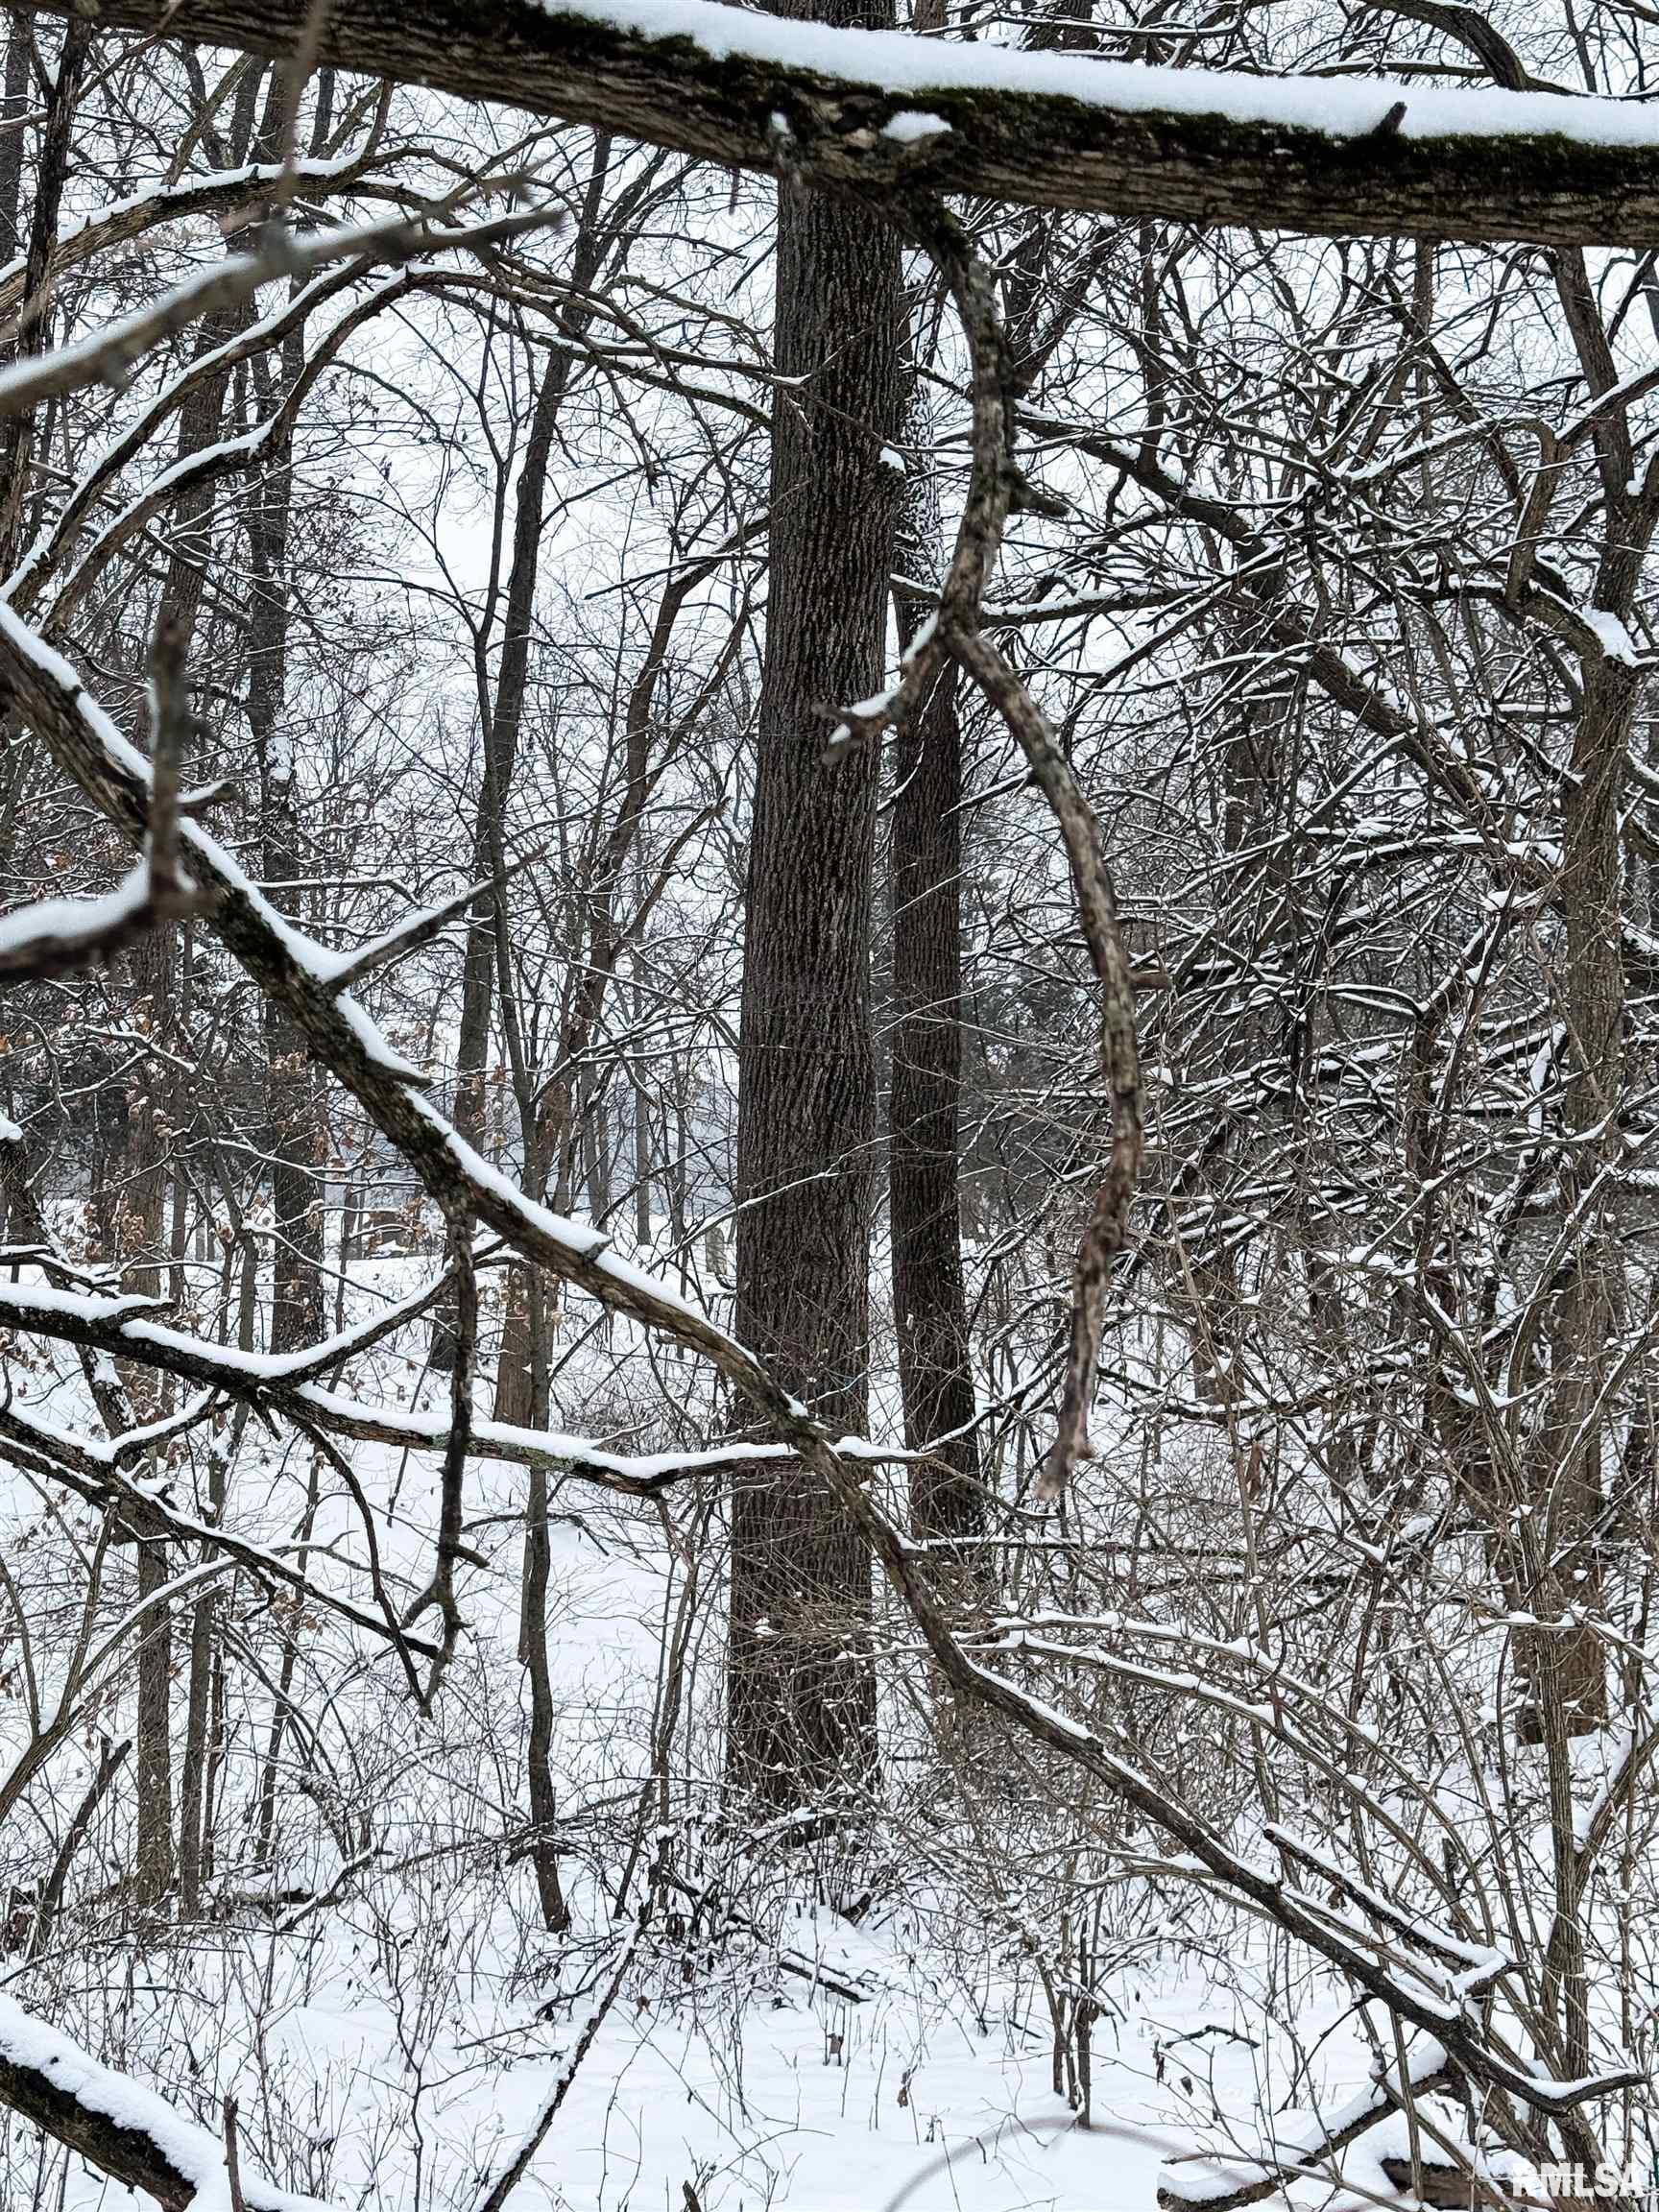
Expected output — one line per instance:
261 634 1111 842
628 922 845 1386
890 443 980 1550
520 1462 571 1931
13 0 1659 246
728 0 902 1809
1517 653 1633 1749
132 1533 174 1908
0 14 29 261
1512 239 1654 1753
0 1995 303 2212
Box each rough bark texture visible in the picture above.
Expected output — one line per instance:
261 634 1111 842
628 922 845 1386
1511 240 1655 1757
1518 654 1633 1747
728 0 902 1808
891 493 980 1547
0 15 28 261
16 0 1659 245
132 1534 175 1907
0 2006 306 2211
0 2043 198 2209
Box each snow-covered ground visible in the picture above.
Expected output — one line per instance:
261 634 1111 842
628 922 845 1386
0 1241 1477 2212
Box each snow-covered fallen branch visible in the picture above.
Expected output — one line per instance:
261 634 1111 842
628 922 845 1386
0 1992 334 2211
1156 2038 1452 2212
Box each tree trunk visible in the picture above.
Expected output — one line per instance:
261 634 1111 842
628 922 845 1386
728 0 902 1808
0 11 88 573
176 1415 231 1919
520 1463 570 1931
250 373 326 1355
132 1529 174 1909
1517 654 1635 1744
1512 243 1649 1750
632 951 652 1247
443 342 565 1193
890 431 981 1551
0 15 30 261
176 1564 214 1914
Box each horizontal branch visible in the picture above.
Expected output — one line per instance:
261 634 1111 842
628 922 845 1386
0 1275 789 1492
0 856 186 978
22 0 1659 244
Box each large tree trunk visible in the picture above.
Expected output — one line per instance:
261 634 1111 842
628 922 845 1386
1512 248 1649 1755
727 0 902 1809
890 442 980 1551
1513 230 1652 2079
1512 647 1636 2091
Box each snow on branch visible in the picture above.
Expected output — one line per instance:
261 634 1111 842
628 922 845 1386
0 150 383 331
1156 2038 1454 2212
0 198 560 419
0 606 204 978
318 846 544 997
0 860 164 978
16 0 1659 243
0 1990 332 2211
0 587 891 1524
0 1272 902 1497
